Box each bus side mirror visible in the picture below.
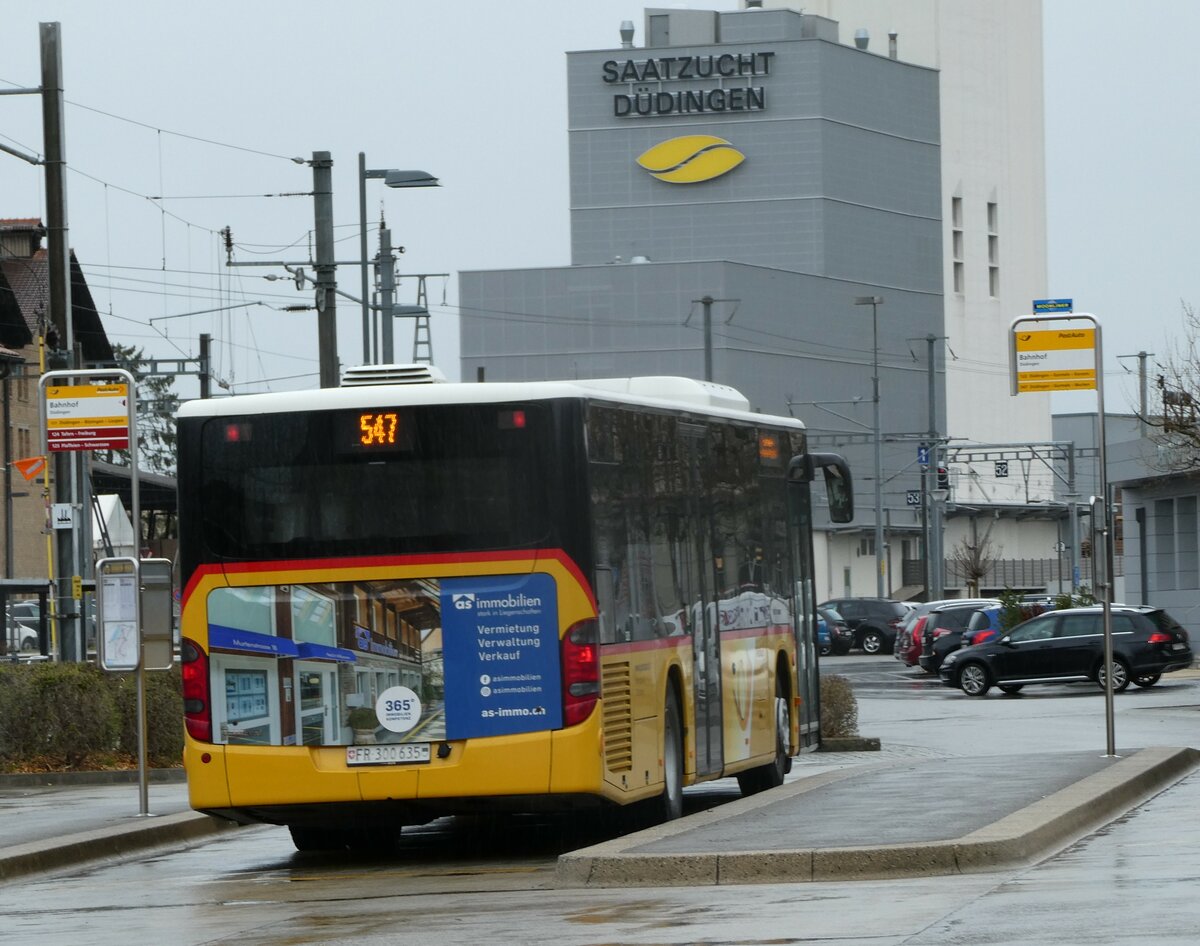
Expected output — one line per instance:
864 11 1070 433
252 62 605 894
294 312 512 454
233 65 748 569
789 453 854 524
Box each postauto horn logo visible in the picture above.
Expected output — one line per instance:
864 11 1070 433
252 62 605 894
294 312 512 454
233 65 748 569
636 135 745 184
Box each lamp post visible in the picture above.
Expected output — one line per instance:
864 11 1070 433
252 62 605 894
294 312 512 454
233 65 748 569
1030 498 1084 597
855 295 886 597
930 485 948 598
358 155 439 364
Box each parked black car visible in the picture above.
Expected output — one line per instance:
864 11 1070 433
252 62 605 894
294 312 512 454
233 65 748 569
939 606 1193 697
818 606 853 656
817 597 908 655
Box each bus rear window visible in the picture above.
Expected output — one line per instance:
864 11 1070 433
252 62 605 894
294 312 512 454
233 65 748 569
195 403 555 560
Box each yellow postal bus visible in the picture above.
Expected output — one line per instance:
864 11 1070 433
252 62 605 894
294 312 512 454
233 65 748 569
176 371 852 850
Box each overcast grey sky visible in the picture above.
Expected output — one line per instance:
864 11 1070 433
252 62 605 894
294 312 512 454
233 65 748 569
1 1 1197 414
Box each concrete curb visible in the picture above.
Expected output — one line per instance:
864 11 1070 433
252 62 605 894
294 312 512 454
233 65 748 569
555 746 1200 887
818 736 881 752
0 811 239 882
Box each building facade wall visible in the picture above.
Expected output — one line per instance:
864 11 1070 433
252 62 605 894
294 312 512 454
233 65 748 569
566 29 941 286
757 1 1052 502
0 369 50 579
1120 476 1200 639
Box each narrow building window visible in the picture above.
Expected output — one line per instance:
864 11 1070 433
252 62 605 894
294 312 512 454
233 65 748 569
987 201 999 298
951 196 964 295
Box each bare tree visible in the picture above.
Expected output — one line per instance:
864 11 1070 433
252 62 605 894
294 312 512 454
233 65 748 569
950 530 1000 597
1146 301 1200 472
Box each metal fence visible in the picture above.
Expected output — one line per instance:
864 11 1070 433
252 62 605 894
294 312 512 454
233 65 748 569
903 557 1120 592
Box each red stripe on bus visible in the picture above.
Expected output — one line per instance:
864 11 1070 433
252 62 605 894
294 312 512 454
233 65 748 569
181 548 594 610
602 637 694 656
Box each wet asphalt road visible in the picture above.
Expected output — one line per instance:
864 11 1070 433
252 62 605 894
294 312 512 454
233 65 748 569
3 655 1200 944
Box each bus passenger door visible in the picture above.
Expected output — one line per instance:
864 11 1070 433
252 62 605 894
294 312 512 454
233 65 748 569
685 435 723 778
789 479 820 747
691 581 723 776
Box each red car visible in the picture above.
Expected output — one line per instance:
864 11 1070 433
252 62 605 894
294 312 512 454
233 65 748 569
895 599 1000 670
895 614 930 667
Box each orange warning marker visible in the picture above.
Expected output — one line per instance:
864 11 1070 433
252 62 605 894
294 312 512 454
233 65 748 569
12 455 47 481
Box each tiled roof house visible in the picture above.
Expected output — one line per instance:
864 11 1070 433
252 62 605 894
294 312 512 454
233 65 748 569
0 218 116 585
0 218 113 362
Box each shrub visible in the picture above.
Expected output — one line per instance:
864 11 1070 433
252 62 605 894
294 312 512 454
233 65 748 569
0 663 118 768
998 588 1048 633
0 664 39 758
111 668 184 766
1054 586 1096 610
820 674 858 738
0 663 184 770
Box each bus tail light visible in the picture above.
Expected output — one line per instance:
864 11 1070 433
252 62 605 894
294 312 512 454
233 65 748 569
561 619 599 727
181 637 212 742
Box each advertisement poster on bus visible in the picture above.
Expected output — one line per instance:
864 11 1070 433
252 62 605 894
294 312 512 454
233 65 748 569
440 574 562 738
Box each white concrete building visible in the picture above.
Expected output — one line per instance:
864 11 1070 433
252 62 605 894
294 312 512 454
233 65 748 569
752 1 1052 505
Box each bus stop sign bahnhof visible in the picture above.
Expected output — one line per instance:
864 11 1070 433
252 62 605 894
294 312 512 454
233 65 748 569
1012 327 1097 392
1009 312 1118 757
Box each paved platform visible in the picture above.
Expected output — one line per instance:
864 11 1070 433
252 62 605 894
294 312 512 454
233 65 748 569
556 745 1200 887
0 772 234 881
2 747 1196 886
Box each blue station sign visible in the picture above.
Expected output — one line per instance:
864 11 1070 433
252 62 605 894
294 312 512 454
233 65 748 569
1033 298 1073 313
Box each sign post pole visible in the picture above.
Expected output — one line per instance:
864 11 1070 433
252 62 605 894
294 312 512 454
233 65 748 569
39 368 163 812
1010 307 1116 757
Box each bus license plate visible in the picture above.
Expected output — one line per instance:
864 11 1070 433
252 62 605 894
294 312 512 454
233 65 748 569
346 743 431 766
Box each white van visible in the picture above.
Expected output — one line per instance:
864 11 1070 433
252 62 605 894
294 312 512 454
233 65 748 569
4 609 39 654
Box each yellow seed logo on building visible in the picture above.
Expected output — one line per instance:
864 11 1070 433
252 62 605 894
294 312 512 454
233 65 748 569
636 135 745 183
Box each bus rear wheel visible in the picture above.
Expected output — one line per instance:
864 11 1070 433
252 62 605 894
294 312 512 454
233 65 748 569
289 824 400 853
737 677 790 796
658 689 684 821
288 825 341 852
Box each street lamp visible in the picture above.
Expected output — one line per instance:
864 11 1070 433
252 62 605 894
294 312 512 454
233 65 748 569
358 154 440 364
855 295 885 597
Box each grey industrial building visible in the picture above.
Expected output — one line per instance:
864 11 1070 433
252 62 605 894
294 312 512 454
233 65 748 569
459 7 945 590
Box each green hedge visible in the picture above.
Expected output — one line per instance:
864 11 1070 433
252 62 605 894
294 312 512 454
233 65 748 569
0 662 183 770
1 663 858 767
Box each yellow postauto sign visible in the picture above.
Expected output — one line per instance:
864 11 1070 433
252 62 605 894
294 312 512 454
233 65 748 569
636 135 745 184
1014 328 1097 392
45 383 131 451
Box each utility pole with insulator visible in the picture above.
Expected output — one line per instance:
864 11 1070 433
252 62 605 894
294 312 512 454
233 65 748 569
311 152 339 388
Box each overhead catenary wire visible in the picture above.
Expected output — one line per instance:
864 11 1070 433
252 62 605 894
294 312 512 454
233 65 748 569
63 96 302 163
